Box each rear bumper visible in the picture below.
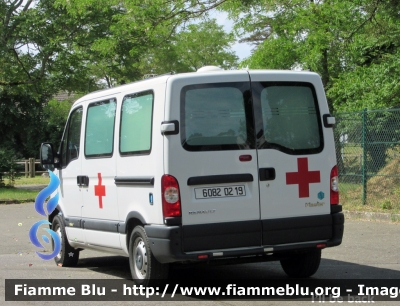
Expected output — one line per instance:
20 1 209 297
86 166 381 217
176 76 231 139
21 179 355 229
146 211 344 264
327 210 345 247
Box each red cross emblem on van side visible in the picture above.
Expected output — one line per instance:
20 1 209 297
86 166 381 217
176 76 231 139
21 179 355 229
286 158 320 198
94 173 106 209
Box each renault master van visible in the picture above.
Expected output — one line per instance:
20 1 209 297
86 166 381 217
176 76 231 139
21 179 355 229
40 67 344 285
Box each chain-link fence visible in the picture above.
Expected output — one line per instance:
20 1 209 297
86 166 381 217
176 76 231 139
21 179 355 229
334 108 400 210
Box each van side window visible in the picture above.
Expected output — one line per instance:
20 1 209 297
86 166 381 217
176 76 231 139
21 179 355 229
61 107 83 168
85 99 116 158
120 91 153 155
181 83 254 151
254 82 323 154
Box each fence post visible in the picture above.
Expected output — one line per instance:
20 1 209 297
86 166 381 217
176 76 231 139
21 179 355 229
29 158 35 178
33 158 36 177
362 108 367 205
29 158 32 178
25 160 29 178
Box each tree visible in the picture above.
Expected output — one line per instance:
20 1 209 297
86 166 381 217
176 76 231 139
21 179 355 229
139 19 238 75
56 0 235 84
220 0 400 112
0 89 51 158
1 0 234 91
1 0 239 159
0 0 109 95
173 19 238 71
43 98 76 146
327 0 400 112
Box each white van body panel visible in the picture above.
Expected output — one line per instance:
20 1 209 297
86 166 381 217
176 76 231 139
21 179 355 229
165 71 261 226
47 69 344 276
60 77 170 249
116 81 167 226
257 150 333 220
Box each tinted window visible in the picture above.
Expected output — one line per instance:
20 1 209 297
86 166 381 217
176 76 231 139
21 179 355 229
120 91 153 155
85 99 116 157
253 82 323 154
181 83 254 151
61 107 83 167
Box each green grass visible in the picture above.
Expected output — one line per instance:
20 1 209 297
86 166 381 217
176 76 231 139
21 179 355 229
341 146 362 155
339 183 400 214
14 175 50 185
0 187 38 202
340 182 361 192
0 175 48 202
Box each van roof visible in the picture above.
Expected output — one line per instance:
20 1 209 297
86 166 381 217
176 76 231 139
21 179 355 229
72 69 320 107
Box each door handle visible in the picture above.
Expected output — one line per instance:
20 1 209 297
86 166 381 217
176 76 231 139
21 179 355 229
77 175 89 187
259 168 276 181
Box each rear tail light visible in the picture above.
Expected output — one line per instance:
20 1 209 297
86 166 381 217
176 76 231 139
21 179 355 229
161 175 181 217
330 165 339 205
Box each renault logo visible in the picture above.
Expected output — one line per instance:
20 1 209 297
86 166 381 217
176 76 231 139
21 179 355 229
189 209 216 215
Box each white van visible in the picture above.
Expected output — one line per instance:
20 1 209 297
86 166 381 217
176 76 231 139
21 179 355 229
40 67 344 285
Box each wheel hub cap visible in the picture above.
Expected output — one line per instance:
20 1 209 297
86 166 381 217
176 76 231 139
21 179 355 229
135 249 143 270
133 239 148 279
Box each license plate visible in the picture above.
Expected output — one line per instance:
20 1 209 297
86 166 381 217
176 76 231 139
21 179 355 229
194 185 246 199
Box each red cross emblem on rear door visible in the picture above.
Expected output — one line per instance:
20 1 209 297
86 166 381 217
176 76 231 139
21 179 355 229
286 158 320 198
94 173 106 208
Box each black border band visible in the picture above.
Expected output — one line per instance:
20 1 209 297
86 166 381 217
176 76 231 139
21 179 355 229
114 176 154 186
187 173 253 186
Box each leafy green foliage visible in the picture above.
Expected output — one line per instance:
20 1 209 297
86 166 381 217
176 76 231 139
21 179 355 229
53 0 233 85
140 19 238 74
1 0 104 95
0 148 19 186
0 89 49 158
43 99 74 147
328 52 400 112
174 20 238 71
1 0 235 90
0 0 236 160
220 0 400 112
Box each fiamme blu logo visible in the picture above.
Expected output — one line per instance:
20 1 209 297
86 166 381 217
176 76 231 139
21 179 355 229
28 170 61 260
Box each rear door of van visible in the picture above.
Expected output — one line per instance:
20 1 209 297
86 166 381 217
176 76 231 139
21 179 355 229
249 71 335 246
165 71 261 253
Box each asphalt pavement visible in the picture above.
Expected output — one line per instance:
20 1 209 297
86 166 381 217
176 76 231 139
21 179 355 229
1 203 399 305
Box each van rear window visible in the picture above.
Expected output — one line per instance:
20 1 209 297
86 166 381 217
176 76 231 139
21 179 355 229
181 83 254 151
253 82 323 154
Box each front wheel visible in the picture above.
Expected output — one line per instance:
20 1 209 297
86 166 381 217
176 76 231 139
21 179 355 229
129 226 169 286
51 215 79 266
280 249 321 278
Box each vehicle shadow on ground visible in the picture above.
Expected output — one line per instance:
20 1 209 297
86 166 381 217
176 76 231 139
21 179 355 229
75 256 400 280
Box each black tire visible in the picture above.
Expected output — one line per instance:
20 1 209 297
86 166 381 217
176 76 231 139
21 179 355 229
51 215 79 267
280 249 321 278
129 226 169 286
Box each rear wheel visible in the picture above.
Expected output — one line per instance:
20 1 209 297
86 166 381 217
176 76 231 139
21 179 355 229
51 215 79 267
280 249 321 278
129 226 169 286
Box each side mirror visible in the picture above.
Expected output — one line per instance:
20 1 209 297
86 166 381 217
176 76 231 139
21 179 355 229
40 143 59 171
